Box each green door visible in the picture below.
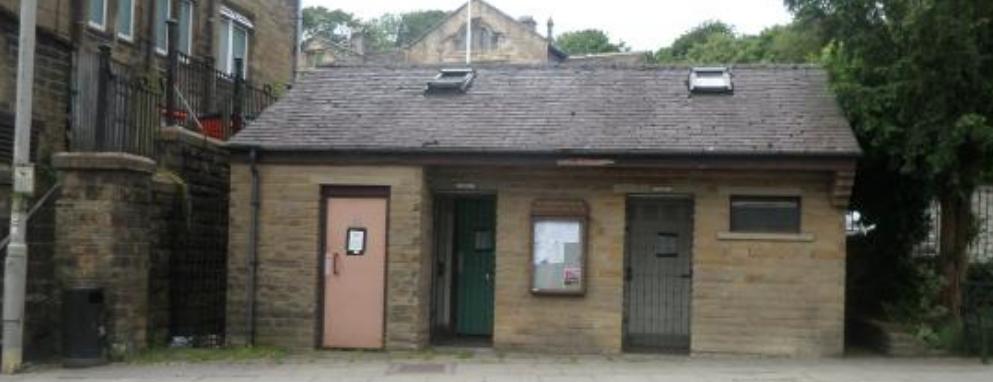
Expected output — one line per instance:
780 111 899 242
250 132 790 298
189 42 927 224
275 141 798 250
454 197 496 336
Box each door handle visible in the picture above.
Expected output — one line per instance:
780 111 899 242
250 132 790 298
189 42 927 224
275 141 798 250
333 252 340 275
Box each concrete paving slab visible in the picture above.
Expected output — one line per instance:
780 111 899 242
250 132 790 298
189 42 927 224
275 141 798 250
4 351 990 382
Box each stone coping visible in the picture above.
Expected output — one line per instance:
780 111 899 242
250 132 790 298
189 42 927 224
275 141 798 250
53 152 157 174
159 125 227 149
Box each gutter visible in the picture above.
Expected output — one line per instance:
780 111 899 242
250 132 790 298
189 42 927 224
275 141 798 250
246 148 261 345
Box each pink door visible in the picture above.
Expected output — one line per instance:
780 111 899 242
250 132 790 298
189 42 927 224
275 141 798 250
323 195 387 349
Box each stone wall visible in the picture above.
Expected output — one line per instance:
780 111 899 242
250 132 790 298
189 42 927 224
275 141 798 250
53 153 157 356
156 127 230 346
429 167 846 356
232 163 847 357
0 6 73 361
404 1 551 64
226 163 431 350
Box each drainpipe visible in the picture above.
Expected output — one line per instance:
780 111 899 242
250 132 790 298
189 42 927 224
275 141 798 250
246 148 261 345
292 0 302 82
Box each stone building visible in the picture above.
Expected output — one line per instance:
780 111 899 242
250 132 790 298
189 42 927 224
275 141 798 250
0 0 299 359
225 65 860 357
300 0 566 68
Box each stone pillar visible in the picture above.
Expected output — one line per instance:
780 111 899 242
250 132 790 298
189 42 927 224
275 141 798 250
53 152 156 357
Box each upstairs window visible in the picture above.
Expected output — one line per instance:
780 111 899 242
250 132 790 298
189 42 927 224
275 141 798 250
730 196 801 233
116 0 135 41
689 67 733 94
88 0 107 31
218 6 253 77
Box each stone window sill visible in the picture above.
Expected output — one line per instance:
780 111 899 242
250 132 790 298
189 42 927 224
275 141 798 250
717 232 815 242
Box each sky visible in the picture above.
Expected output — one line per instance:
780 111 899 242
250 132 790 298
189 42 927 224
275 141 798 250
301 0 795 51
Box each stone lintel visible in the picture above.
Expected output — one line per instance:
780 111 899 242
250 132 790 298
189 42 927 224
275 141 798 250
53 152 157 174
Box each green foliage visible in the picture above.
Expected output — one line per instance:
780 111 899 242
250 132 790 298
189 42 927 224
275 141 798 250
365 10 448 51
880 258 948 324
301 6 359 42
791 0 993 319
652 20 825 64
303 7 447 53
556 29 629 55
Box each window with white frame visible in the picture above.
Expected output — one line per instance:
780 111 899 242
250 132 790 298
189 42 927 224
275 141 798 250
88 0 108 31
155 0 195 55
116 0 135 41
217 6 253 77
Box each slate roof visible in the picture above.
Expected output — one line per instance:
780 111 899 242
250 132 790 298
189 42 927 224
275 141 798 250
229 65 861 157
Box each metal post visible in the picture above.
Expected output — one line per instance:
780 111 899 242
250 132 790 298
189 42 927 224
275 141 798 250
465 0 472 65
94 45 111 151
232 58 244 137
2 0 37 374
166 19 179 126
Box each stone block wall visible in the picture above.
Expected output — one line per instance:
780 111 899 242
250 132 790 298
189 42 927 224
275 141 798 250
226 163 431 350
53 153 157 356
404 0 551 64
155 127 230 346
429 167 846 356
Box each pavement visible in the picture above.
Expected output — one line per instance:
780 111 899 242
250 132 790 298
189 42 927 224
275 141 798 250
5 349 992 382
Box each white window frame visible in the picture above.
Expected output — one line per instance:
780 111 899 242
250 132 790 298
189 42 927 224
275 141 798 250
154 0 173 56
218 7 253 78
116 0 136 42
88 0 108 31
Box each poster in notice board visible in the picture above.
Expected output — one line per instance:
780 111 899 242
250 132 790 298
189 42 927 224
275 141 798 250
532 219 585 294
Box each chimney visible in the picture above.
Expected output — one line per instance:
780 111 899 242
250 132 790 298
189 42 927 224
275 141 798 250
546 18 555 41
351 30 366 56
518 16 537 32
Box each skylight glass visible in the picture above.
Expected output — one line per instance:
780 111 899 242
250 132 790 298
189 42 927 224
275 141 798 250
689 67 733 94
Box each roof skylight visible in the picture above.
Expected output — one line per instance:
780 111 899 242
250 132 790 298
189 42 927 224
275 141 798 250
426 68 475 94
688 67 733 94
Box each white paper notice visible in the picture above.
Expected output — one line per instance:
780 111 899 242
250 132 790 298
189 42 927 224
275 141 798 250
347 229 365 253
533 220 580 265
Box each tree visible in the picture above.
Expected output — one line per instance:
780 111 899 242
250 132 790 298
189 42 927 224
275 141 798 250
786 0 993 317
555 29 629 55
653 20 825 64
301 7 360 42
365 10 448 51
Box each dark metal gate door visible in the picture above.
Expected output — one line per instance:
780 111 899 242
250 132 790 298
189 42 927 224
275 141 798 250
624 197 694 352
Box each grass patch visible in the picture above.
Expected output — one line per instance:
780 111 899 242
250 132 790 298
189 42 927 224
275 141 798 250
126 346 287 364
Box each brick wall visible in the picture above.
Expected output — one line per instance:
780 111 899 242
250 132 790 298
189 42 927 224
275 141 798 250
226 163 431 350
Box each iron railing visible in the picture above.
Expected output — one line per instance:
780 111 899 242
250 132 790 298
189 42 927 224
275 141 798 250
71 45 160 157
71 22 280 157
168 52 277 141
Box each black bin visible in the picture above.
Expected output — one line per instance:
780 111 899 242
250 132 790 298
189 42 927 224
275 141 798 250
62 287 107 368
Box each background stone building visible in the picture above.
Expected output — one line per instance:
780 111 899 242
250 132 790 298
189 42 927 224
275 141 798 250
0 0 300 360
300 0 567 68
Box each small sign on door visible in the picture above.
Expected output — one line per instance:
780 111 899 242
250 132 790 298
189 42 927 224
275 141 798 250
346 227 366 256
